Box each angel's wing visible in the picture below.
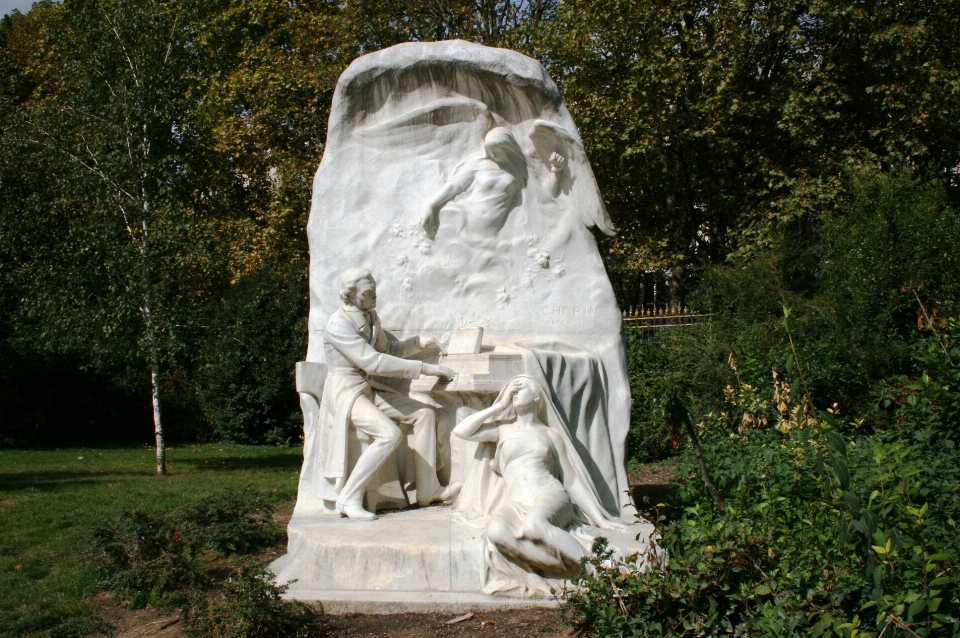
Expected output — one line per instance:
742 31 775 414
354 97 492 161
528 119 615 236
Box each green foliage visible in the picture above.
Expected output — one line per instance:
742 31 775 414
538 0 960 292
173 489 285 556
625 171 960 463
197 267 308 445
185 563 318 638
86 487 315 636
87 488 282 607
567 351 960 636
578 169 960 635
623 329 686 462
85 486 322 637
45 617 114 638
88 505 205 607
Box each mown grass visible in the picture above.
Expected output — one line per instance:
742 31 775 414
0 444 302 637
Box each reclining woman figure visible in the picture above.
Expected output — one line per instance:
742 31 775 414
453 375 628 577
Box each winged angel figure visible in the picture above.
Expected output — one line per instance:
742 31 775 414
354 97 615 255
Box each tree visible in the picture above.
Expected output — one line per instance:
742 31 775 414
1 0 229 471
534 0 960 308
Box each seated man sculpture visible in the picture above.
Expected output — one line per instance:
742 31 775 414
320 267 458 520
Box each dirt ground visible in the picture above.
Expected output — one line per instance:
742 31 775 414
92 464 674 637
628 461 676 512
94 599 572 638
326 609 573 637
93 596 184 638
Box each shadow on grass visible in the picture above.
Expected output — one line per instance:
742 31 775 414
173 453 302 473
631 483 678 510
0 470 159 492
0 452 302 491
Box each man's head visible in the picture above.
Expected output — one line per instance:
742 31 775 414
339 267 377 311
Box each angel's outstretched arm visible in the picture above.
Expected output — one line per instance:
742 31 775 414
421 165 475 240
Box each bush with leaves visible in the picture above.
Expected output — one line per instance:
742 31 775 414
624 170 960 464
185 562 318 638
564 309 960 637
196 266 308 445
87 488 282 607
172 489 285 556
87 505 205 608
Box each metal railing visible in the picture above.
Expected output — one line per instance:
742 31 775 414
622 306 703 331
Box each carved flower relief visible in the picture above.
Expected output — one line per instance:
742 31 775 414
525 246 550 269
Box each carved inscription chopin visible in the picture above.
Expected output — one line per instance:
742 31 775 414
541 305 599 327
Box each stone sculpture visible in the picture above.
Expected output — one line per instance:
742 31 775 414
453 375 630 593
421 126 527 244
272 40 657 612
317 267 458 519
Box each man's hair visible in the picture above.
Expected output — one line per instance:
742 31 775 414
339 267 374 304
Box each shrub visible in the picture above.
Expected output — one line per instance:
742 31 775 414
564 310 960 637
197 266 307 445
87 488 282 607
185 562 319 638
624 170 960 463
87 505 205 607
172 489 284 556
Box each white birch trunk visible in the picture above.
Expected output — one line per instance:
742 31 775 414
143 293 165 475
151 355 165 475
140 201 165 475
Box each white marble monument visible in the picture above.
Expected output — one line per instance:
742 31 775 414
270 40 658 613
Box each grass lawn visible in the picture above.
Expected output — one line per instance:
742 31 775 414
0 443 303 637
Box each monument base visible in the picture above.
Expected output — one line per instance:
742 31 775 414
270 505 656 614
274 589 558 615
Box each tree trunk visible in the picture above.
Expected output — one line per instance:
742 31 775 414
668 263 685 313
683 415 723 510
143 286 165 475
150 355 165 475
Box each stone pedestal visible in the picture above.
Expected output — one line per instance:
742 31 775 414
270 506 656 614
270 507 553 613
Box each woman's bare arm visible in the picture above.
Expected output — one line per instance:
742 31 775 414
453 402 505 443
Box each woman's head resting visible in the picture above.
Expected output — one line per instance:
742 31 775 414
501 374 546 417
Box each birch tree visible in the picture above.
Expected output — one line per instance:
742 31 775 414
3 0 224 472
